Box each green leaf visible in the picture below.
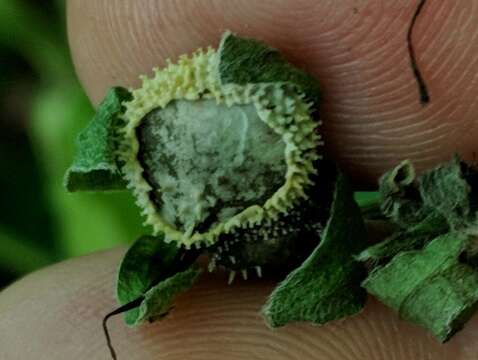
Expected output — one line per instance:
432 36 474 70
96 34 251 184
64 87 131 192
378 160 428 227
262 172 368 327
134 267 202 325
116 235 180 326
218 32 321 107
356 212 448 263
359 157 478 341
379 157 478 231
363 232 478 342
418 156 478 229
361 157 478 264
31 85 145 256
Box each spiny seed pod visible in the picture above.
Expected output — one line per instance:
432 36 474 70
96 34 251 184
118 32 323 252
208 160 336 281
65 31 324 276
66 33 371 359
64 5 476 357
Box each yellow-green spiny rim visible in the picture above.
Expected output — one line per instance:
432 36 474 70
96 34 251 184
118 47 321 248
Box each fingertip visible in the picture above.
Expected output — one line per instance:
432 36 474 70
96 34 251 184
1 247 478 359
67 0 478 185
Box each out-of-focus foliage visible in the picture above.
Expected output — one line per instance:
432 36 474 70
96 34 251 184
0 0 143 288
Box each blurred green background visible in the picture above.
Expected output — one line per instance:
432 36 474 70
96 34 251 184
0 0 378 289
0 0 143 288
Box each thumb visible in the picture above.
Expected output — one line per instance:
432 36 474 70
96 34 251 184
0 248 477 359
67 0 478 186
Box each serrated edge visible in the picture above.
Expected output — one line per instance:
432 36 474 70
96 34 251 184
118 47 321 248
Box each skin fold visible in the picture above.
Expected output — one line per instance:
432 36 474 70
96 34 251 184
1 1 478 358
